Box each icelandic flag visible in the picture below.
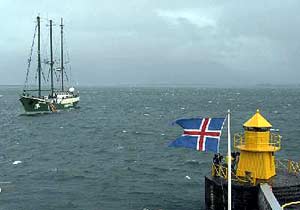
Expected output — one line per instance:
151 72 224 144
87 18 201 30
169 117 226 153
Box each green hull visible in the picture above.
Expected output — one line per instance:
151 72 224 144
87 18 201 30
19 95 79 113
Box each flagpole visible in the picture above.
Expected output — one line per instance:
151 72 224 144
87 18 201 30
227 109 231 210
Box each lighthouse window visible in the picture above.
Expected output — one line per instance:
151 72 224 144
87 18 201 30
244 127 269 132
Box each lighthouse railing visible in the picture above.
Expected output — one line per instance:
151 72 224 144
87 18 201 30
233 133 245 148
270 133 281 150
233 132 281 150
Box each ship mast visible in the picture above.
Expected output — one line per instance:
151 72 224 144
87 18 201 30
60 18 64 91
37 16 41 98
49 19 54 97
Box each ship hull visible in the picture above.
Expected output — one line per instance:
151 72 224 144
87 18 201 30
19 95 79 113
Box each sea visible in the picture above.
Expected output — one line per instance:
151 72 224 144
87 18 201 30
0 86 300 210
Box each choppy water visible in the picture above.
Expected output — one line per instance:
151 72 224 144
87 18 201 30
0 86 300 210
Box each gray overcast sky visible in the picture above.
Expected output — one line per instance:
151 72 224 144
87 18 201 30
1 0 300 86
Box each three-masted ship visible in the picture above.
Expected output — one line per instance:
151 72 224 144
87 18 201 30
20 16 79 113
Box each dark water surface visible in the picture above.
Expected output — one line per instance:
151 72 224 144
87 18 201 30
0 86 300 210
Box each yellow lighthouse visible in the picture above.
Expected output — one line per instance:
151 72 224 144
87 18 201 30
206 110 300 209
234 110 281 180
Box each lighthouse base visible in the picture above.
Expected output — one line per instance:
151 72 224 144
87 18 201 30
205 170 300 210
205 176 259 210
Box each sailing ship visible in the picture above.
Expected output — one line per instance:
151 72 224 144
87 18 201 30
20 16 79 113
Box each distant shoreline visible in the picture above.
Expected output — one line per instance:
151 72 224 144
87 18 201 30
1 84 300 89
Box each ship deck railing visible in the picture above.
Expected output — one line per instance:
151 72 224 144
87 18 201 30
276 159 300 175
282 201 300 209
211 163 257 185
234 132 281 151
211 159 300 186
